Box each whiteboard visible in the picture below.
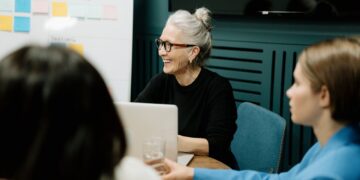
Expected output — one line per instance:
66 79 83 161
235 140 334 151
0 0 133 102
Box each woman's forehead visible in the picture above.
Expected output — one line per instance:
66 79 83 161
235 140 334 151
160 24 184 42
294 63 306 80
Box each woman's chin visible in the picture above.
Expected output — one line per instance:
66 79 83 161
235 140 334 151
162 67 173 74
290 115 298 123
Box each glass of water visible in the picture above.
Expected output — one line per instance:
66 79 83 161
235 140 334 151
143 136 167 175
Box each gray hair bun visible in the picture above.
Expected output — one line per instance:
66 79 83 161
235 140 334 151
194 7 212 32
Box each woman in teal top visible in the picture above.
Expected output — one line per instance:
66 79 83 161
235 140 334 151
162 37 360 180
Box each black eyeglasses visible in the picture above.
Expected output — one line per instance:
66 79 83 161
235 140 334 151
155 38 196 52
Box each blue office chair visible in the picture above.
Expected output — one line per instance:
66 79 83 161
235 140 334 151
231 102 286 173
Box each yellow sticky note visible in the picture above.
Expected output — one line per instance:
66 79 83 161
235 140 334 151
52 2 68 16
68 43 84 55
0 15 13 31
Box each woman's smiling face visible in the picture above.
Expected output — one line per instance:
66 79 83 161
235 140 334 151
158 24 192 76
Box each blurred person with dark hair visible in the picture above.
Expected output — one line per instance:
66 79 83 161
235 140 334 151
0 45 160 180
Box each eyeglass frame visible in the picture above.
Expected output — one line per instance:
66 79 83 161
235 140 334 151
155 38 196 52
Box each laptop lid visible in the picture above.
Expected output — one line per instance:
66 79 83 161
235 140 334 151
115 102 178 161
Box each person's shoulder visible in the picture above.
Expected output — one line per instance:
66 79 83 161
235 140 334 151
115 156 161 180
329 143 360 163
150 72 172 82
202 68 231 87
307 144 360 178
315 142 360 166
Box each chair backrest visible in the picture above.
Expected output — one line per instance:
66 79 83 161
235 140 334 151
231 102 286 173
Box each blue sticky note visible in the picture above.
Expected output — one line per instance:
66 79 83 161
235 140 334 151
14 16 30 32
15 0 31 13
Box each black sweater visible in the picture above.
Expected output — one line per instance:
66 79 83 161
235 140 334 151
135 68 237 168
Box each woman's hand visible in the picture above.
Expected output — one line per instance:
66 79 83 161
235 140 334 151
162 158 194 180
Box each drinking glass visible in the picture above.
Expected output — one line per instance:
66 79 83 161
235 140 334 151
143 136 167 175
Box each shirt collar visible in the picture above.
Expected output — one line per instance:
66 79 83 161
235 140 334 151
317 124 360 158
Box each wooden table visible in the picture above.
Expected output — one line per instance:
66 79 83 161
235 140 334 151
188 155 230 169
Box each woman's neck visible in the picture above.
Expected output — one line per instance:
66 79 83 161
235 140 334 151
175 66 202 86
313 112 346 147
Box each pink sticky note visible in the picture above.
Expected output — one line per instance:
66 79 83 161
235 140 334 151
103 5 118 20
32 0 49 14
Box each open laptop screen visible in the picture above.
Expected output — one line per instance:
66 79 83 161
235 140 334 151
115 102 178 161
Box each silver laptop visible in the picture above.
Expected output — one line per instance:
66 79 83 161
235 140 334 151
115 102 178 161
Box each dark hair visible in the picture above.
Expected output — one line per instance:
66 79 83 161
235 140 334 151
0 45 127 179
299 37 360 123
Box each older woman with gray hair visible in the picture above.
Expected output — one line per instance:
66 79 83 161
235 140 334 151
135 7 237 168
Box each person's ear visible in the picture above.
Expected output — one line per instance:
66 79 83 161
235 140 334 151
188 46 200 63
319 85 330 108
